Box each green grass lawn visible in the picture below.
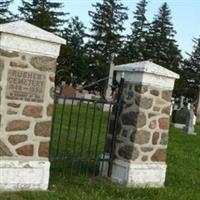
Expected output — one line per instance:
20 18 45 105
1 104 200 200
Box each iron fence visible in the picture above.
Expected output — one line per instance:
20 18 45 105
49 78 124 177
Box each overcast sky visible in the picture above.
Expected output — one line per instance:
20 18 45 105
11 0 200 58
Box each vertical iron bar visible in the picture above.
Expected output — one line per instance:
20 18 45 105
100 104 112 176
93 103 104 175
70 100 82 176
54 97 66 174
108 78 124 177
86 102 97 176
78 101 90 175
62 98 74 176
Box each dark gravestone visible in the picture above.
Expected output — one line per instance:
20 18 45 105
173 107 189 126
172 110 177 123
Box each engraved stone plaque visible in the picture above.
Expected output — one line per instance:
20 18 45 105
6 69 46 103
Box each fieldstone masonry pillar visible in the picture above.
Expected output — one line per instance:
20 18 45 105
0 21 65 191
111 61 179 187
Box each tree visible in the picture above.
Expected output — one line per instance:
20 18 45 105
57 17 89 85
88 0 128 79
19 0 67 33
0 0 16 23
120 0 150 63
182 37 200 99
147 3 182 72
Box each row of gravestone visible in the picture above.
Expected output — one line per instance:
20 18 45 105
171 96 197 135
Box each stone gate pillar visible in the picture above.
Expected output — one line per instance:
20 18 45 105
111 61 179 187
0 21 65 191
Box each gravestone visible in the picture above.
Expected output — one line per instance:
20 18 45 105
179 96 185 109
183 105 196 135
173 106 189 129
60 84 76 97
0 21 65 191
58 84 77 104
173 103 197 129
193 114 197 126
171 104 178 123
170 97 175 116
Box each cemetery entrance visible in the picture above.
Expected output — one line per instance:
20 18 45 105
49 82 123 177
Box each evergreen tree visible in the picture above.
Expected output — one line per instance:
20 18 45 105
58 17 89 85
120 0 150 63
147 3 182 72
182 37 200 99
0 0 16 23
88 0 128 79
19 0 67 33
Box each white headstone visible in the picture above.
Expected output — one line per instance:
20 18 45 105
180 96 185 108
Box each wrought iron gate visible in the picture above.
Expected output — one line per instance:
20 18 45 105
49 79 124 177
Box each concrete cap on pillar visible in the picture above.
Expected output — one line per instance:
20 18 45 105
115 61 180 79
0 21 66 57
115 61 180 89
0 20 66 44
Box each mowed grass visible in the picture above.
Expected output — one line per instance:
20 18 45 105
0 102 200 199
